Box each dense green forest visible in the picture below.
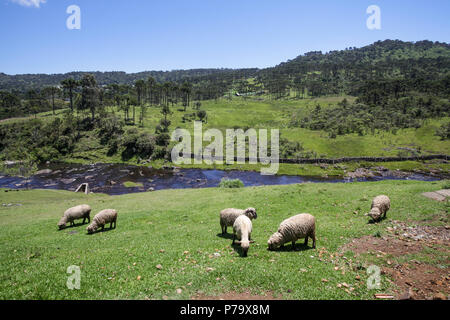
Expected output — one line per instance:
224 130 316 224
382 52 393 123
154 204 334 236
0 40 449 165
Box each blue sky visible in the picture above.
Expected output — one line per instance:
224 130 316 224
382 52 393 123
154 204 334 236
1 0 449 75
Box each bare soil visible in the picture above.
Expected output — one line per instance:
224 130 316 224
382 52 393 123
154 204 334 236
341 220 450 300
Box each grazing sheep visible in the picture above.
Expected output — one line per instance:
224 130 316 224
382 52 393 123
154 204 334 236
232 215 254 257
58 204 91 230
220 207 257 234
87 209 118 234
366 195 390 222
268 213 316 250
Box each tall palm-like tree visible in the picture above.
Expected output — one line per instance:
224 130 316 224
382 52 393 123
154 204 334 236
43 86 61 115
147 77 155 106
61 78 79 112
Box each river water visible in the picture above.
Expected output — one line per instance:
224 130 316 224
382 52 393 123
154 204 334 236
0 162 440 195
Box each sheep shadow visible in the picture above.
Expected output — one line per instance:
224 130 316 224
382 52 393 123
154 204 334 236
269 243 315 253
367 215 388 224
216 232 234 240
58 221 89 231
86 226 116 235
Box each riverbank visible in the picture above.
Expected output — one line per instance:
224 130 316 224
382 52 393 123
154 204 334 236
0 161 444 195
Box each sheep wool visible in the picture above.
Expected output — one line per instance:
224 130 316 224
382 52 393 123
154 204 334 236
58 204 91 229
87 209 118 234
233 215 253 257
367 195 390 221
220 207 257 234
268 213 316 250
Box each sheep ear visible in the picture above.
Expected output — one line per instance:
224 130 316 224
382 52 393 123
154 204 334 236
235 241 241 244
249 240 255 243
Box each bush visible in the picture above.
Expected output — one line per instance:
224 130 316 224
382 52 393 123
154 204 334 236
155 133 170 147
436 122 450 140
218 178 244 188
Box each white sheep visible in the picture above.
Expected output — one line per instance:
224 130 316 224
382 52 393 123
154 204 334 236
268 213 316 250
58 204 91 230
87 209 118 234
220 207 257 234
366 195 390 222
232 215 254 257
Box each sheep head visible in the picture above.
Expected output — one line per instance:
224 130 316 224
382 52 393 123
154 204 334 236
366 207 381 221
236 239 250 257
245 207 257 219
57 217 67 230
267 232 283 250
86 222 98 234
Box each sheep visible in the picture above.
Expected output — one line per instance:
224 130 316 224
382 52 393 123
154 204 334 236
232 215 254 257
58 204 91 230
220 207 257 234
366 195 390 222
86 209 118 234
268 213 316 250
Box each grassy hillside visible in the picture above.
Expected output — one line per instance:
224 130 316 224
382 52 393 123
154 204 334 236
1 96 448 176
0 179 448 299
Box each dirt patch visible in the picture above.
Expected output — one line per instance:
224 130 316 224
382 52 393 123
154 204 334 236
340 221 450 300
341 235 424 256
191 291 281 300
382 262 449 300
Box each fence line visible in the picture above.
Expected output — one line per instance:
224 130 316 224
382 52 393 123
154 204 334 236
187 154 449 164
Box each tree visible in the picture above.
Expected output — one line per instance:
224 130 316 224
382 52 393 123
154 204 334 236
79 74 99 121
0 91 22 119
197 110 207 123
61 78 79 112
147 76 155 106
181 82 192 111
42 86 61 115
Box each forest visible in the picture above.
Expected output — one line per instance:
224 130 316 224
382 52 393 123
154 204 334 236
0 40 449 164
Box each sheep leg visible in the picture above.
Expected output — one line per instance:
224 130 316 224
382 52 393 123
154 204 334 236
304 236 308 246
101 225 105 231
232 233 236 245
292 241 296 250
311 231 316 249
110 222 113 229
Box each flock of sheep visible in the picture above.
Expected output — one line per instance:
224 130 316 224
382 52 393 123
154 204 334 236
57 205 117 234
57 195 390 256
220 194 390 256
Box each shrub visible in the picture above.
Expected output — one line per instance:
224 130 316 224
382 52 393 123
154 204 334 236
218 178 244 188
436 122 450 140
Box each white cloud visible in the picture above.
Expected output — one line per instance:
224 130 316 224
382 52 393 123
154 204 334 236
11 0 47 8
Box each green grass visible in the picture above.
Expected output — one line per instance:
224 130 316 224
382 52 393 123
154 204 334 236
0 179 448 299
123 181 144 188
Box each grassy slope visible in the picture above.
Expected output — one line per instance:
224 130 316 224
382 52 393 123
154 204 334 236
2 97 449 175
0 179 448 299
